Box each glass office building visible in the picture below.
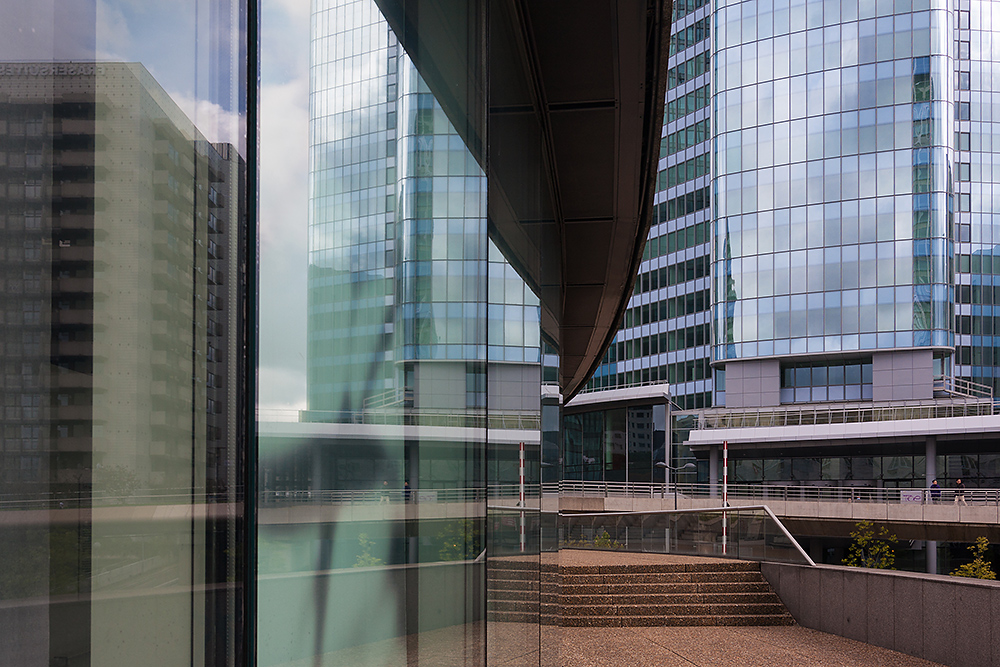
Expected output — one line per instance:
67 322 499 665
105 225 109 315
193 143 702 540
0 0 668 664
581 0 1000 492
0 39 249 667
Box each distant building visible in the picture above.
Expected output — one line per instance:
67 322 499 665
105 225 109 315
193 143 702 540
573 0 1000 495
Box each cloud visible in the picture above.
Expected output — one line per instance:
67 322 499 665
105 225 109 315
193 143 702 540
257 74 310 412
96 0 133 62
169 92 244 148
257 366 308 418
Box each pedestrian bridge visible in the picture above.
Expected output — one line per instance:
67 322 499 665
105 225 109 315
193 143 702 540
545 481 1000 542
5 482 997 541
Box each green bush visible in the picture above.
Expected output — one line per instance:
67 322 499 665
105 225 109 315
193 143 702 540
842 520 896 570
951 537 997 580
353 533 384 568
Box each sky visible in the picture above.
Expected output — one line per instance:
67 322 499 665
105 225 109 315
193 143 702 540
257 0 310 415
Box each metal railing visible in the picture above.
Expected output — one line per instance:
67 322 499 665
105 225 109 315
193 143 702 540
576 378 669 395
555 480 1000 506
558 506 814 565
696 399 994 429
290 408 541 430
10 480 996 512
934 375 993 401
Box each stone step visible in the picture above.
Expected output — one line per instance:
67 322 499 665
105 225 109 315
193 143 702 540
558 592 783 606
488 578 540 592
560 602 789 618
559 614 795 628
558 571 764 585
488 568 541 582
555 561 759 574
489 589 541 602
558 581 773 596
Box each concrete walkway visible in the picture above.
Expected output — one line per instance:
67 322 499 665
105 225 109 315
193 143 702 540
305 622 943 666
544 625 944 667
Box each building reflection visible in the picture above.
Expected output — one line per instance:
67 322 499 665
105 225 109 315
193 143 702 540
0 61 246 666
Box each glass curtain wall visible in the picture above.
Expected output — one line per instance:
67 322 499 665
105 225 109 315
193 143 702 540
257 1 543 665
0 2 249 666
712 0 955 364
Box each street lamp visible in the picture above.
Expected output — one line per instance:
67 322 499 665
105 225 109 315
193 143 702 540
655 461 696 510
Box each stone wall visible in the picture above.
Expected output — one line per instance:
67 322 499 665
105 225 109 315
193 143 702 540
761 562 1000 667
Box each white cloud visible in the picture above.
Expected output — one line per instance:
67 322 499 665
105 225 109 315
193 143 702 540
169 92 244 147
257 365 308 417
257 74 310 412
96 0 133 62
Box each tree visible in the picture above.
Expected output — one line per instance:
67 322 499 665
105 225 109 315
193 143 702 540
353 533 384 568
437 519 482 561
950 537 997 580
842 520 896 569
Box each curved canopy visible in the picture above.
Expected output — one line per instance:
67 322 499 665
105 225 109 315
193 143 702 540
377 0 672 399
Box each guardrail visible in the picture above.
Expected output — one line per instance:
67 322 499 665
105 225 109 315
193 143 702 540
694 399 994 429
560 506 814 565
8 481 996 511
555 480 1000 506
259 486 534 506
291 409 541 430
486 505 814 565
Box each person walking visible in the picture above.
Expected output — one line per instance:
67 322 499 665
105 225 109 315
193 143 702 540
954 478 967 505
930 479 941 503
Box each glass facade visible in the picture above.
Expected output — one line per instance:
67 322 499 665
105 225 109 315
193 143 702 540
590 0 1000 408
713 0 955 365
258 1 546 665
586 0 714 411
0 3 249 665
954 0 1000 395
577 0 1000 496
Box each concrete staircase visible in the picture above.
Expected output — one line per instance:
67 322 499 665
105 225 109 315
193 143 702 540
488 557 794 628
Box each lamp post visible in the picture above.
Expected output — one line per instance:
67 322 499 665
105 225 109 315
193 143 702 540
655 461 696 510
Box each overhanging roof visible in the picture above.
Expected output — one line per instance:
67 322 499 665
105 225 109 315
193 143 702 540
377 0 672 400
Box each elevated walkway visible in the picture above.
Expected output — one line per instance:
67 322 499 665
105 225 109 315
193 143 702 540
542 482 1000 542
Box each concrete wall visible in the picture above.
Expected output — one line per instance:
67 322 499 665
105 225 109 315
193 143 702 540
488 362 541 412
872 349 934 401
723 359 781 408
414 361 467 410
761 562 1000 667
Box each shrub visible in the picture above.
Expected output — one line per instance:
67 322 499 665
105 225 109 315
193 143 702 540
951 537 997 580
842 520 896 569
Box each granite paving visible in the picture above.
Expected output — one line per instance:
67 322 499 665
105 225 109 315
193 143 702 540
293 621 945 666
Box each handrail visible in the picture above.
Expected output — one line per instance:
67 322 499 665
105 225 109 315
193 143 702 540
12 480 994 511
288 408 541 430
695 398 995 429
548 505 816 566
554 480 1000 506
933 374 993 401
561 505 815 566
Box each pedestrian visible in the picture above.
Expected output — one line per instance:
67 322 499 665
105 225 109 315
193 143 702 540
404 480 411 503
954 478 967 505
379 480 390 504
930 479 941 503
